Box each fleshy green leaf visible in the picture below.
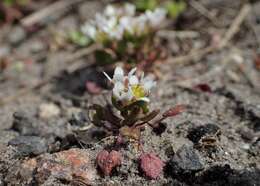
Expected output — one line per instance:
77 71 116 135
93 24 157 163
95 50 115 65
135 0 158 11
68 31 91 47
164 0 186 18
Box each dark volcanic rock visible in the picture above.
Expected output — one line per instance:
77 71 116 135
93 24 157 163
8 136 47 157
11 111 39 136
197 165 260 186
187 123 220 143
167 145 205 178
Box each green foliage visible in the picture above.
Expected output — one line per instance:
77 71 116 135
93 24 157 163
3 0 29 6
68 31 91 47
134 0 158 11
134 0 186 18
164 0 186 18
94 50 115 65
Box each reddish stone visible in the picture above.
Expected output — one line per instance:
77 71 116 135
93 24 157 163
21 148 97 185
96 150 122 176
139 153 164 179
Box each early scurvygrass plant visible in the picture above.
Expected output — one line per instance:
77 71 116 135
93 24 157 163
89 66 185 144
81 3 167 70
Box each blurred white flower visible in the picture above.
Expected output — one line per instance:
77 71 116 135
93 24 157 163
134 14 148 35
124 3 136 16
81 24 97 39
104 5 116 17
81 3 167 42
146 8 167 28
120 16 134 34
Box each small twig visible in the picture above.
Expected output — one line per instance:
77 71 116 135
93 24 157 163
189 0 218 25
166 4 251 65
219 4 251 48
21 0 84 27
157 30 200 39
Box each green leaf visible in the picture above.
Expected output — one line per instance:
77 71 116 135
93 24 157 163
164 0 186 18
94 50 115 65
135 0 158 11
68 31 91 47
3 0 16 6
3 0 29 6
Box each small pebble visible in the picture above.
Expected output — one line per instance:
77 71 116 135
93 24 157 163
38 103 60 119
8 136 47 157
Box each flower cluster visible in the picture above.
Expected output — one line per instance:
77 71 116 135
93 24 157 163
81 3 166 42
104 66 156 107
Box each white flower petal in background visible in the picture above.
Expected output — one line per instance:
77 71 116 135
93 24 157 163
104 5 116 17
81 3 167 42
124 3 136 16
146 8 166 28
81 24 97 39
113 66 124 82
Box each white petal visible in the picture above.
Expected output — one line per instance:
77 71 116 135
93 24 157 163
113 82 124 99
129 75 139 85
138 97 150 102
81 24 96 39
113 66 124 82
121 88 133 101
124 3 136 16
146 8 166 28
120 16 134 34
143 81 156 91
128 67 137 77
104 5 116 17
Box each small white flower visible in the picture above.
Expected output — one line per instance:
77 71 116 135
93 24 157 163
81 4 166 42
119 16 134 34
134 14 148 35
104 66 156 104
108 25 124 40
81 24 97 39
104 5 116 17
124 3 136 16
146 8 166 28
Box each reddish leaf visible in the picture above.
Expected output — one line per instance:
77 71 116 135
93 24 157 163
162 105 186 118
139 153 164 179
194 83 212 93
86 81 102 95
96 150 122 176
255 55 260 70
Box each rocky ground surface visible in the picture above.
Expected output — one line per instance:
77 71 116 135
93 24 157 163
0 0 260 185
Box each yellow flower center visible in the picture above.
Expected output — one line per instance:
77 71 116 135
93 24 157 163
131 85 145 99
